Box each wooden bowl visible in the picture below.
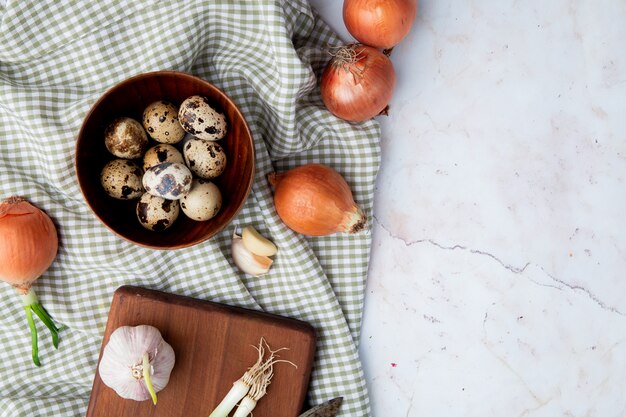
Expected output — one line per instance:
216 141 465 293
75 71 255 249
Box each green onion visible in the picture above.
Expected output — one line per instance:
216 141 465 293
208 338 296 417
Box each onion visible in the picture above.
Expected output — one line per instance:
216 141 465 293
0 196 61 366
343 0 418 50
0 197 58 290
320 44 396 122
268 164 367 236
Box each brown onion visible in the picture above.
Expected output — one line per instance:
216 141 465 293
0 196 58 292
343 0 418 50
268 164 367 236
320 44 396 122
0 196 61 366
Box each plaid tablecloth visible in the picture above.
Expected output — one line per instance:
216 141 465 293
0 1 380 416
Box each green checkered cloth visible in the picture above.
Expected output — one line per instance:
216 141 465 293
0 1 380 416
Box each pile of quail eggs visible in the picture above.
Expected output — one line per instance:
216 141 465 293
99 96 228 232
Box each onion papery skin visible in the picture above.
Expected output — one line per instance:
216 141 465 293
343 0 418 49
269 164 367 236
320 44 396 123
0 197 58 293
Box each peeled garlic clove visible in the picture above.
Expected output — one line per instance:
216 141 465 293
241 226 278 257
98 325 175 402
232 234 273 276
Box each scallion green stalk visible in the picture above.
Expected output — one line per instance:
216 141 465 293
21 288 60 366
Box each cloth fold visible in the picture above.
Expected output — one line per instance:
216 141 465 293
0 1 380 416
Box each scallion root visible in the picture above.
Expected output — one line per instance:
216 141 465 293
209 338 297 417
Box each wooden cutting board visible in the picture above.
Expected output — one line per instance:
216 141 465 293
86 286 316 417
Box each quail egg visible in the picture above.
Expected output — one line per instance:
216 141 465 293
104 117 149 159
183 138 227 179
142 162 193 200
180 179 222 221
178 95 227 141
136 193 180 232
100 159 144 200
143 144 184 171
142 100 186 144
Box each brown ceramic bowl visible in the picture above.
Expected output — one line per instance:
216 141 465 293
76 71 254 249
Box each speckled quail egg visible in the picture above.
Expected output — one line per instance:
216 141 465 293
142 162 193 200
183 138 227 179
142 100 186 144
104 117 149 159
100 159 144 200
143 144 184 171
180 179 222 221
136 193 180 232
178 95 227 141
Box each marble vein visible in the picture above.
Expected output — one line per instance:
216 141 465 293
373 215 625 316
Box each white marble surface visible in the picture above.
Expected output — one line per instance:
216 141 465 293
309 1 626 416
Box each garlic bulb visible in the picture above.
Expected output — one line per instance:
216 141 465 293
99 325 175 404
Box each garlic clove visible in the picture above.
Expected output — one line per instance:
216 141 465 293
150 343 175 392
241 226 278 257
232 234 273 276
